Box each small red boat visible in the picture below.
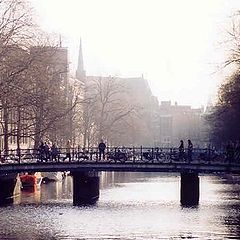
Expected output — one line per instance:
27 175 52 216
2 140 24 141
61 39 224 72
20 173 42 189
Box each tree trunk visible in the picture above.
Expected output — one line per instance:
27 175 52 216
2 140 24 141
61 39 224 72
34 104 43 149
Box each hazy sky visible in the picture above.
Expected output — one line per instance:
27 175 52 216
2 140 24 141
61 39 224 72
31 0 240 108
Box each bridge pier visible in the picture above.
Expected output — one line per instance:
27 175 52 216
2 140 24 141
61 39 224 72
72 171 99 205
180 172 199 206
0 174 17 205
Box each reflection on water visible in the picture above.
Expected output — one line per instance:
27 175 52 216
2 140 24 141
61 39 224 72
0 172 239 239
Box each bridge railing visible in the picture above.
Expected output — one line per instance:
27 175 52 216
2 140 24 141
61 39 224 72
0 146 239 165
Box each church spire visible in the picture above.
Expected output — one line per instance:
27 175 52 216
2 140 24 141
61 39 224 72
76 38 85 80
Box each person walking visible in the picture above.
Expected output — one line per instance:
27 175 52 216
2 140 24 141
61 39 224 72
37 141 45 162
187 139 193 163
51 143 59 162
179 140 184 161
63 140 71 162
44 142 50 162
98 139 106 160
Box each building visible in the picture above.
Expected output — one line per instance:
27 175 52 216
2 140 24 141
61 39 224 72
157 101 207 147
0 45 72 151
76 41 159 146
75 40 209 148
0 45 32 151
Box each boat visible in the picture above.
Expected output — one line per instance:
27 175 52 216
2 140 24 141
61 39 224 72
20 172 42 189
41 172 64 183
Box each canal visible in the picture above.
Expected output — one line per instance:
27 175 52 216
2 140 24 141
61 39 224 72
0 172 239 239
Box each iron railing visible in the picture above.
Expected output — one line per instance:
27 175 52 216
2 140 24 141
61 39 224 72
0 147 239 165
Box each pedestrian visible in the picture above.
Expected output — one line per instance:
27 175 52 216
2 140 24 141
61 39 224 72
44 142 50 162
179 140 184 161
77 145 81 160
38 141 45 162
63 140 71 162
187 139 193 162
51 143 59 162
98 139 106 160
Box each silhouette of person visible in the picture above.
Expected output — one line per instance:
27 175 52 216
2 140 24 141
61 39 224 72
51 143 59 162
187 139 193 162
44 142 50 162
98 139 106 160
179 140 184 160
38 141 45 162
63 140 71 162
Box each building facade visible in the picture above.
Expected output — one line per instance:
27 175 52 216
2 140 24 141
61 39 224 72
157 101 208 147
0 45 72 151
75 41 159 146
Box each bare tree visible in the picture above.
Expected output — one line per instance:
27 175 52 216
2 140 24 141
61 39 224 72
223 12 240 68
208 12 240 145
0 0 36 153
78 76 140 147
0 0 77 153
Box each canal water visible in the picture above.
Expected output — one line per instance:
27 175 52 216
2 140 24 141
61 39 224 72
0 172 239 239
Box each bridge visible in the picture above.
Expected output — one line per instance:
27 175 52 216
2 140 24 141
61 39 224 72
0 147 239 206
